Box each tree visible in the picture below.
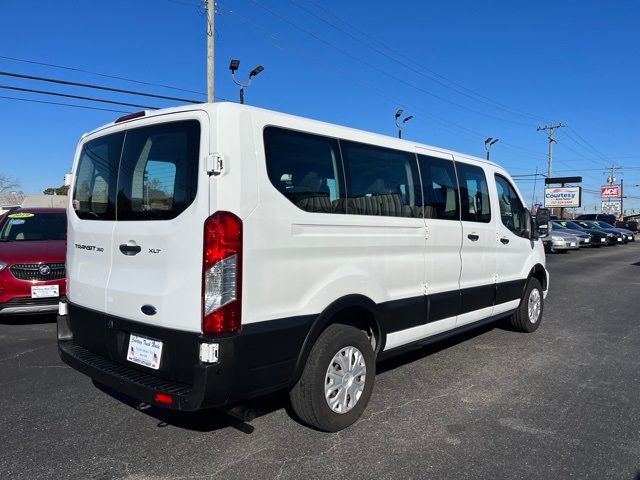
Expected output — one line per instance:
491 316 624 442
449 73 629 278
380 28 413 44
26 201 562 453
0 174 20 193
43 185 70 195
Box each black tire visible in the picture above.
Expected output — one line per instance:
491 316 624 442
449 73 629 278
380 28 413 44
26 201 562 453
289 324 375 432
509 277 544 333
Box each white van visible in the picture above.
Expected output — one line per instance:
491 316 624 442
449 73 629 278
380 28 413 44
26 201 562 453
58 102 549 431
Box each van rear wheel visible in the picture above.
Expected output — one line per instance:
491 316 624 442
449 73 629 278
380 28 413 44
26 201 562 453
289 324 375 432
509 277 544 333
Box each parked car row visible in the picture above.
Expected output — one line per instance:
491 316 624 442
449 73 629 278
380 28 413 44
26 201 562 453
575 213 639 232
540 217 635 254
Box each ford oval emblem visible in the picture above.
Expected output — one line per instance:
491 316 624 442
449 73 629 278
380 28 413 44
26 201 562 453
141 305 157 316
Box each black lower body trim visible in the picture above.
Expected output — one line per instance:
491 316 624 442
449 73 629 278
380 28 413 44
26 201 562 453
495 279 526 304
460 284 494 314
380 280 526 334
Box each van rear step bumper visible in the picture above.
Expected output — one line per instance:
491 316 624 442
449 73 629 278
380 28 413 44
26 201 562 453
57 303 309 411
58 338 197 410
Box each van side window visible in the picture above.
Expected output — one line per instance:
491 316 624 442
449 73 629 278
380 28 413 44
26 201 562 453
456 163 491 223
417 155 459 220
341 141 422 218
495 175 527 236
73 132 124 220
264 127 346 214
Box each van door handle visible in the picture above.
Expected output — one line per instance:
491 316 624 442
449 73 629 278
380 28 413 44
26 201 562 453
467 233 480 241
119 244 141 256
500 237 510 244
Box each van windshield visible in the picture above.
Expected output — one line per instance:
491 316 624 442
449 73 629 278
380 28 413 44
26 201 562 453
0 212 67 242
72 120 200 221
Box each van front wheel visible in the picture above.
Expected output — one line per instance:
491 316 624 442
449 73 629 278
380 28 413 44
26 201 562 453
510 277 544 333
289 324 375 432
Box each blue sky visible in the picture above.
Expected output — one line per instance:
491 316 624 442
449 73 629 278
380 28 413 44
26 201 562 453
1 0 639 212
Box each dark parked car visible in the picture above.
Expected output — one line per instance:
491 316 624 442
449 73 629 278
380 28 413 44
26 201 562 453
591 220 634 242
616 220 638 232
576 213 617 225
553 220 608 247
574 220 624 245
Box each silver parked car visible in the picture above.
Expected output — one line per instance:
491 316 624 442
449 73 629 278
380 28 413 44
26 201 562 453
551 221 591 247
541 228 580 253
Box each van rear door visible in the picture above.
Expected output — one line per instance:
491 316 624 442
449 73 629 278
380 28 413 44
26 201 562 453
68 132 124 312
106 112 210 333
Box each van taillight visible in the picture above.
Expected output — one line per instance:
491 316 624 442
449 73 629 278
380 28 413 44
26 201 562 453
202 212 242 335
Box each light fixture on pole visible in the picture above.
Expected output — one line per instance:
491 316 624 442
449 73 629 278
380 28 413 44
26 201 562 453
229 59 264 104
484 137 499 160
395 109 413 139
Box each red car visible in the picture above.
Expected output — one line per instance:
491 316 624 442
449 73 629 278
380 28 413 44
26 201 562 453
0 208 67 315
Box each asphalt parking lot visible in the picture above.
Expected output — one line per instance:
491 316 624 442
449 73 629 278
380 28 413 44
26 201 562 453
1 243 639 480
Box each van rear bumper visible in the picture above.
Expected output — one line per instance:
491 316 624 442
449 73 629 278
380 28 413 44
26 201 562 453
59 336 201 410
57 303 315 411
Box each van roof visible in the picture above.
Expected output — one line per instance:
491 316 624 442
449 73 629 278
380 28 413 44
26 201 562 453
83 102 501 169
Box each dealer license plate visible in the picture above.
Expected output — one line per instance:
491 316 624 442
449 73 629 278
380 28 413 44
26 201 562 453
31 285 59 298
127 334 163 370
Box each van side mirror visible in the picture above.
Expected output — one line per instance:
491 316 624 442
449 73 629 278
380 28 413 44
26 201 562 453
536 208 550 229
63 173 73 187
520 208 535 240
535 208 550 239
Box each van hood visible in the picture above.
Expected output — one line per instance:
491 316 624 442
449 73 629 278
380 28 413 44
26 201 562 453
0 240 66 265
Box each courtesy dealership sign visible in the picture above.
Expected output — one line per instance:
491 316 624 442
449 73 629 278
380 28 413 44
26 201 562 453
544 186 582 208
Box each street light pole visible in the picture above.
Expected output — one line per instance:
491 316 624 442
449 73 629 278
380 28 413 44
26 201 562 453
229 59 264 104
394 109 413 139
484 137 499 160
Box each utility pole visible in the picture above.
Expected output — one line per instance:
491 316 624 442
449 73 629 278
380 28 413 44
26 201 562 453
620 178 624 219
606 164 623 218
537 123 565 177
206 0 215 103
531 165 538 209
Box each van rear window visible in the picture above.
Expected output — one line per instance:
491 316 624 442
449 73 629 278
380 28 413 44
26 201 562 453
72 120 200 221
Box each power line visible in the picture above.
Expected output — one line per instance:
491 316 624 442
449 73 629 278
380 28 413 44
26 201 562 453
0 54 206 96
248 0 535 128
0 95 129 113
304 0 548 123
559 130 609 168
0 70 201 104
567 125 611 163
0 84 159 109
224 2 555 166
555 131 609 168
289 0 541 124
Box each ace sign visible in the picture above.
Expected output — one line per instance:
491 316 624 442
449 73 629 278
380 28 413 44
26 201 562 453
601 185 620 198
